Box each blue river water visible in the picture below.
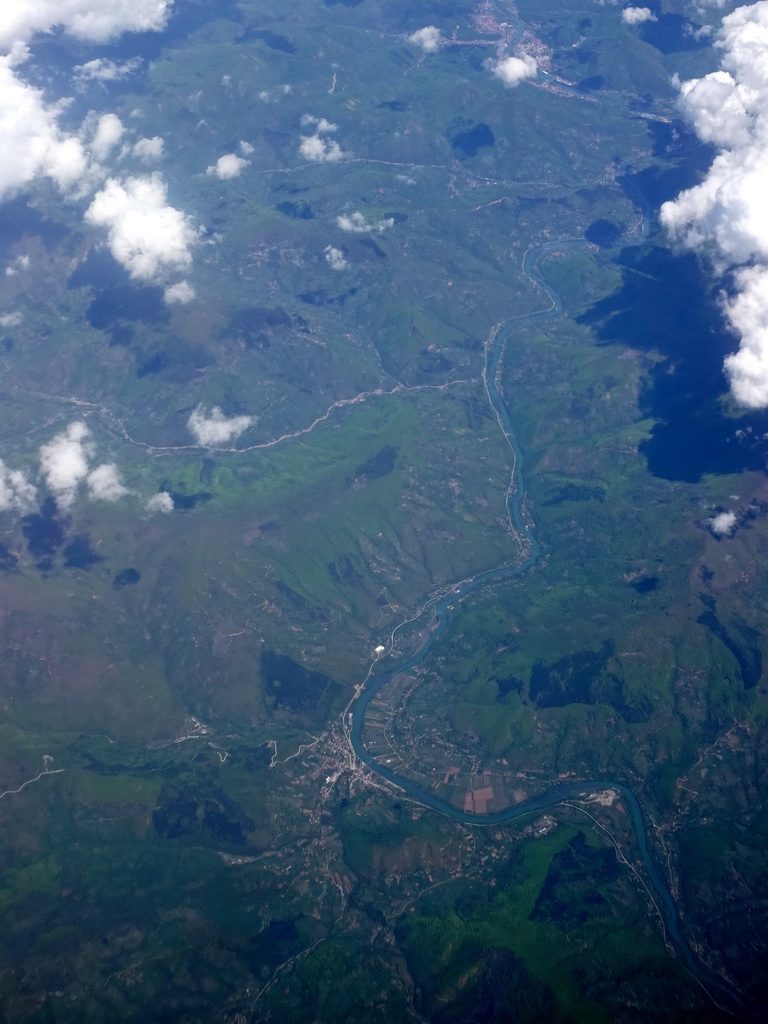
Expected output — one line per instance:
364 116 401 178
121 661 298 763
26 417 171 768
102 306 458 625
347 3 756 1013
349 243 755 1019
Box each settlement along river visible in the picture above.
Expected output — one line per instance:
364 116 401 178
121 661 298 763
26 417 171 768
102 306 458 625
348 242 756 1021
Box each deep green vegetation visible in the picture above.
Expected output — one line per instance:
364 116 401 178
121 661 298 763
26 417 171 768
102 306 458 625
0 0 765 1021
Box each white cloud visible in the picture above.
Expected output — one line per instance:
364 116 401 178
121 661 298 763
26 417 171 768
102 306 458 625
661 1 768 407
0 2 176 215
0 48 89 201
0 312 22 327
299 135 345 163
258 84 292 103
85 173 198 282
132 135 164 162
39 421 93 509
299 114 346 163
336 210 394 233
87 462 129 501
38 421 133 507
709 510 738 535
73 56 142 82
663 147 768 264
0 5 199 324
690 23 714 41
239 140 254 155
722 267 768 405
324 245 348 270
622 7 657 24
187 406 252 447
5 255 30 276
408 26 444 52
206 153 250 179
164 280 195 304
300 114 338 133
672 70 752 149
88 112 124 160
0 0 174 49
43 134 90 193
0 460 36 512
0 2 174 203
491 54 537 87
146 490 173 512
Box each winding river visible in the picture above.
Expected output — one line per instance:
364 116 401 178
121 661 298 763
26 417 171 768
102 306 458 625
347 3 758 1015
348 240 755 1020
